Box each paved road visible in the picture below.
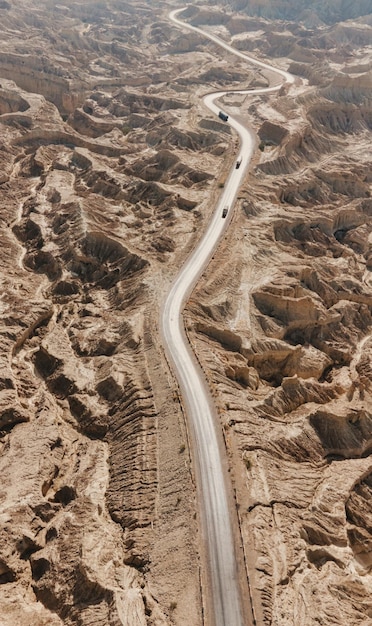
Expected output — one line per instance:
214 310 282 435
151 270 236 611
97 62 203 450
162 9 293 626
169 9 294 85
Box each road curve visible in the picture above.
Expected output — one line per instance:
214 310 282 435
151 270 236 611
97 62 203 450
162 9 293 626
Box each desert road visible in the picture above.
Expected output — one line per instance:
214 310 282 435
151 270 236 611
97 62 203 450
161 8 293 625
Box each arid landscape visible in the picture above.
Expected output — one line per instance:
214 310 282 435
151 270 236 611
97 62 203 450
0 1 371 625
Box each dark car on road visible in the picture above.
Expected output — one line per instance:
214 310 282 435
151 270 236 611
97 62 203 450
218 111 228 122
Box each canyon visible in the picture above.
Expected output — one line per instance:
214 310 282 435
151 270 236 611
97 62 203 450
0 1 371 625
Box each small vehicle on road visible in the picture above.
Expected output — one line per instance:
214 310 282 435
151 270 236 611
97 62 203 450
222 206 228 218
236 158 242 169
218 111 228 122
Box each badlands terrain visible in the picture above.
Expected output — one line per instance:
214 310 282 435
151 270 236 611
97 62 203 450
0 1 371 625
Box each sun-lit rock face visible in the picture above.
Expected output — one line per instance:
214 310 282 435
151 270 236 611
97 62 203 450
0 0 371 625
181 5 372 626
0 1 233 623
204 0 372 24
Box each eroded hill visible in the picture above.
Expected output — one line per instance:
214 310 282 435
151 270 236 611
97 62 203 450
0 1 371 626
184 5 372 626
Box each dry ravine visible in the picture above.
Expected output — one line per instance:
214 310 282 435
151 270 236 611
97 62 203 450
0 1 371 626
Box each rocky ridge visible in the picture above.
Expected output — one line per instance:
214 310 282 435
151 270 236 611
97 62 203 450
210 0 372 25
185 5 372 626
0 1 243 623
0 1 371 625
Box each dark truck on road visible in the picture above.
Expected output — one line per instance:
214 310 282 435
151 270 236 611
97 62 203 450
222 206 228 218
218 111 228 122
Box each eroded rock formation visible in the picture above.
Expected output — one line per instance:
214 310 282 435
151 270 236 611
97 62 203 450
0 1 371 625
183 5 372 625
0 1 232 623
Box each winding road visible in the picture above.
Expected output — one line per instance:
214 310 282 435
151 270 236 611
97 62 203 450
161 9 294 626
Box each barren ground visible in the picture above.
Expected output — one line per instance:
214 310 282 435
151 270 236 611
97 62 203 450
0 1 371 625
